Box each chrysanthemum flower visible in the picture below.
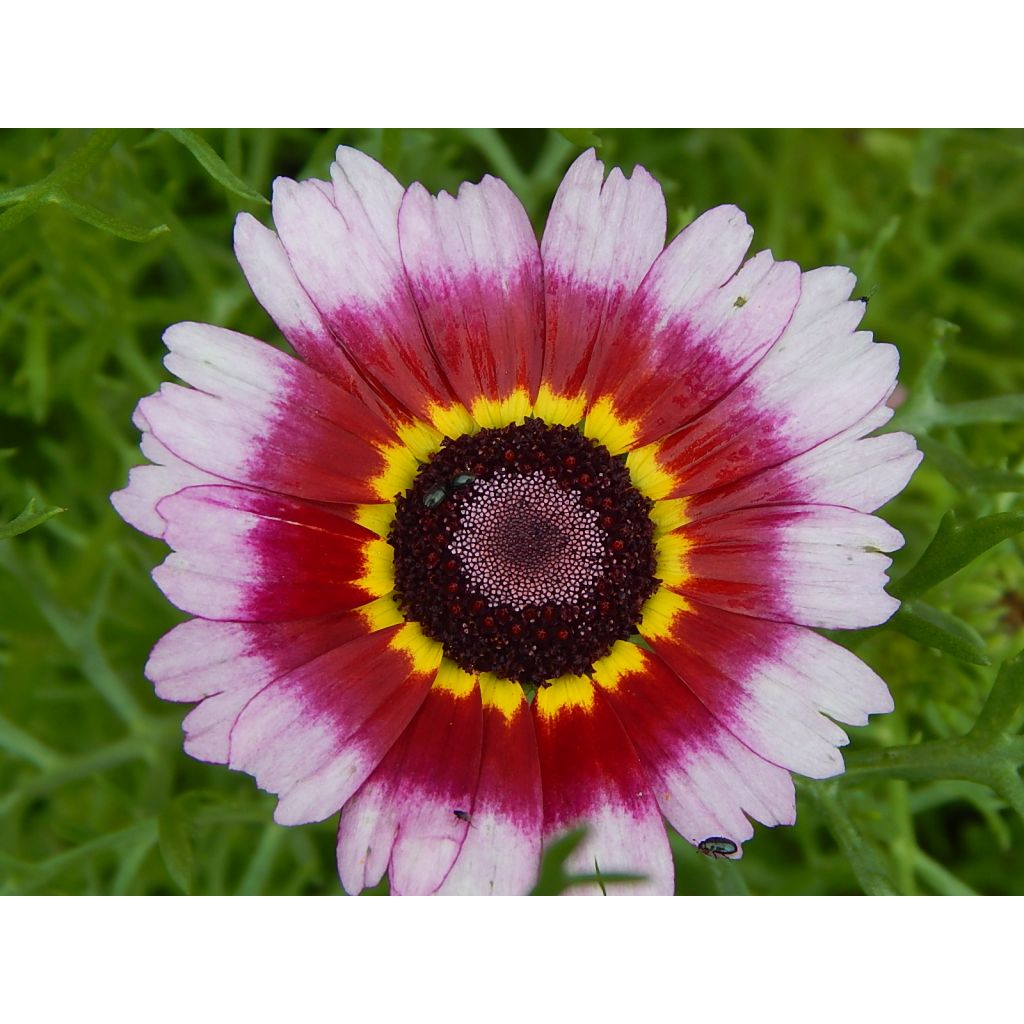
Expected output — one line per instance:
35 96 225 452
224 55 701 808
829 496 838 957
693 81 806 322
112 147 921 895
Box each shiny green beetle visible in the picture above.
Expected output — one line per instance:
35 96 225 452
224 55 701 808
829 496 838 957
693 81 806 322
697 836 738 859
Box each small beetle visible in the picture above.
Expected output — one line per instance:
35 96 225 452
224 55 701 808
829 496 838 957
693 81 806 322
697 836 738 859
451 472 476 489
422 486 447 508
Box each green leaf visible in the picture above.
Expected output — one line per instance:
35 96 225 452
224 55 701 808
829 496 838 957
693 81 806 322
933 393 1024 427
158 803 195 895
811 784 898 895
48 191 169 243
162 129 269 205
0 498 65 540
0 129 122 234
841 652 1024 820
918 436 1024 493
889 318 959 432
892 510 1024 600
557 129 604 149
887 601 991 665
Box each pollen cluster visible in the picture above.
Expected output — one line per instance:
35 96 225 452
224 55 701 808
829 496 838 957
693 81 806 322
450 471 605 610
389 418 658 686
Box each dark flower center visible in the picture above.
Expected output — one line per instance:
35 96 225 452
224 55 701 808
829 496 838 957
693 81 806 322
389 418 658 686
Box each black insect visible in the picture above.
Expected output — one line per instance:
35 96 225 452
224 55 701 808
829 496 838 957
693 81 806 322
451 472 476 489
697 836 738 859
452 808 474 827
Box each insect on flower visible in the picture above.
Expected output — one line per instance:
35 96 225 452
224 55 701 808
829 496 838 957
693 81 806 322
697 837 739 859
112 144 921 895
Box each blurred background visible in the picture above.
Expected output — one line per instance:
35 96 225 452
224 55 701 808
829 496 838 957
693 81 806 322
2 128 1023 895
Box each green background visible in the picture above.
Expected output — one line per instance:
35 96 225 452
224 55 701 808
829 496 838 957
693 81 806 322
2 128 1023 895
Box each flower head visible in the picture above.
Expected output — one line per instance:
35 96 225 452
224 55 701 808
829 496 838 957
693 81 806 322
112 147 921 895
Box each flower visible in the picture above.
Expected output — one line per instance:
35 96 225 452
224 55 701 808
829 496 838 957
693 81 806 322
112 146 921 895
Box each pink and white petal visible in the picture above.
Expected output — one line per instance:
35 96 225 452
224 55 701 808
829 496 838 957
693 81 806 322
142 322 396 502
153 485 387 621
539 149 666 406
386 669 484 895
337 663 484 896
330 146 405 262
271 174 455 421
227 622 440 825
144 611 376 763
644 599 891 779
111 461 212 539
437 677 543 895
335 746 402 894
588 245 802 449
112 403 224 539
233 213 395 418
533 679 673 896
686 402 922 517
671 504 903 629
638 267 899 497
398 177 543 416
595 644 795 852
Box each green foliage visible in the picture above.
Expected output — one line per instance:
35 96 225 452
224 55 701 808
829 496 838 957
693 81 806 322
2 129 1024 895
0 498 64 539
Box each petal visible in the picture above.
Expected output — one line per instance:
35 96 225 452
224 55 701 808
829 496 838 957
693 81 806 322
139 323 403 503
685 403 922 517
667 504 903 629
589 247 801 450
633 267 899 498
111 461 212 540
398 176 543 422
437 676 543 895
642 594 892 779
538 149 666 416
337 661 484 896
233 213 395 419
152 485 390 621
145 610 378 763
112 404 225 539
228 620 441 825
594 642 795 852
533 677 673 896
270 162 455 421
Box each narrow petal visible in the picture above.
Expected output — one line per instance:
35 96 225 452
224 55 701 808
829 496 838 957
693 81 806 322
337 661 484 896
437 676 543 895
399 177 543 423
667 504 903 629
538 150 666 414
233 213 396 420
594 642 795 852
587 242 802 450
533 677 673 896
111 404 225 539
633 267 899 498
111 461 211 539
685 403 922 517
152 485 390 621
227 621 441 825
642 594 892 779
139 322 402 503
145 610 379 763
271 167 456 421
